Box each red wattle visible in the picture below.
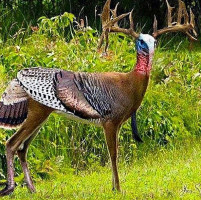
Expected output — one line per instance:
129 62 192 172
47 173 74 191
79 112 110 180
134 53 152 75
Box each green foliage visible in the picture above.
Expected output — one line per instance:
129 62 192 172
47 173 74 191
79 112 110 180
38 12 74 38
0 12 200 181
1 137 201 199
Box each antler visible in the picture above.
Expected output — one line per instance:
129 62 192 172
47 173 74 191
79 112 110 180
98 0 139 53
153 0 197 41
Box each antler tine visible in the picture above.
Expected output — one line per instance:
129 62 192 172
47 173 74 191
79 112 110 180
98 0 139 53
129 10 134 30
153 0 197 41
111 2 119 18
177 0 183 24
177 0 189 24
108 10 139 39
102 12 130 53
190 8 197 36
101 0 111 27
104 12 130 29
128 10 139 38
98 0 127 51
97 0 111 51
165 0 174 27
153 15 158 35
111 2 119 27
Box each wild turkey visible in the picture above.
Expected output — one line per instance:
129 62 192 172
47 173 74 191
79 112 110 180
0 0 197 196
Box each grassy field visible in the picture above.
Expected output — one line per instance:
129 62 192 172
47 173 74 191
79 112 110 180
1 137 200 200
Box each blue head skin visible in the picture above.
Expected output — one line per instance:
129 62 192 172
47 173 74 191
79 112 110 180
136 34 156 55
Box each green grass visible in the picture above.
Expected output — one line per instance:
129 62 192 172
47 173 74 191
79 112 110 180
1 137 201 200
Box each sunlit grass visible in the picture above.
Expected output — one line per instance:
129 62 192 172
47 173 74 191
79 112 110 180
1 137 201 200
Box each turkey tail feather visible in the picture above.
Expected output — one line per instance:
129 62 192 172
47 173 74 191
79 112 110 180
0 79 28 129
131 111 143 143
0 101 28 129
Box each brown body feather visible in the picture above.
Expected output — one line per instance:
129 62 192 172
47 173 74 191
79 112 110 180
54 69 149 124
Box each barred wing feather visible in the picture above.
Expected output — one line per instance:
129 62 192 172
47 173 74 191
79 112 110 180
54 71 102 119
54 71 115 119
17 68 68 113
17 68 115 121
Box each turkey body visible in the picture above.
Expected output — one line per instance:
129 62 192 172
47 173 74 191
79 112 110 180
17 67 149 127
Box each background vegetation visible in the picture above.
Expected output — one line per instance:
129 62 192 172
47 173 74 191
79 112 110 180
0 0 200 198
0 0 200 42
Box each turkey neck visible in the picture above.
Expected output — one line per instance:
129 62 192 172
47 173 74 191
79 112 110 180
133 52 153 75
127 52 154 110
